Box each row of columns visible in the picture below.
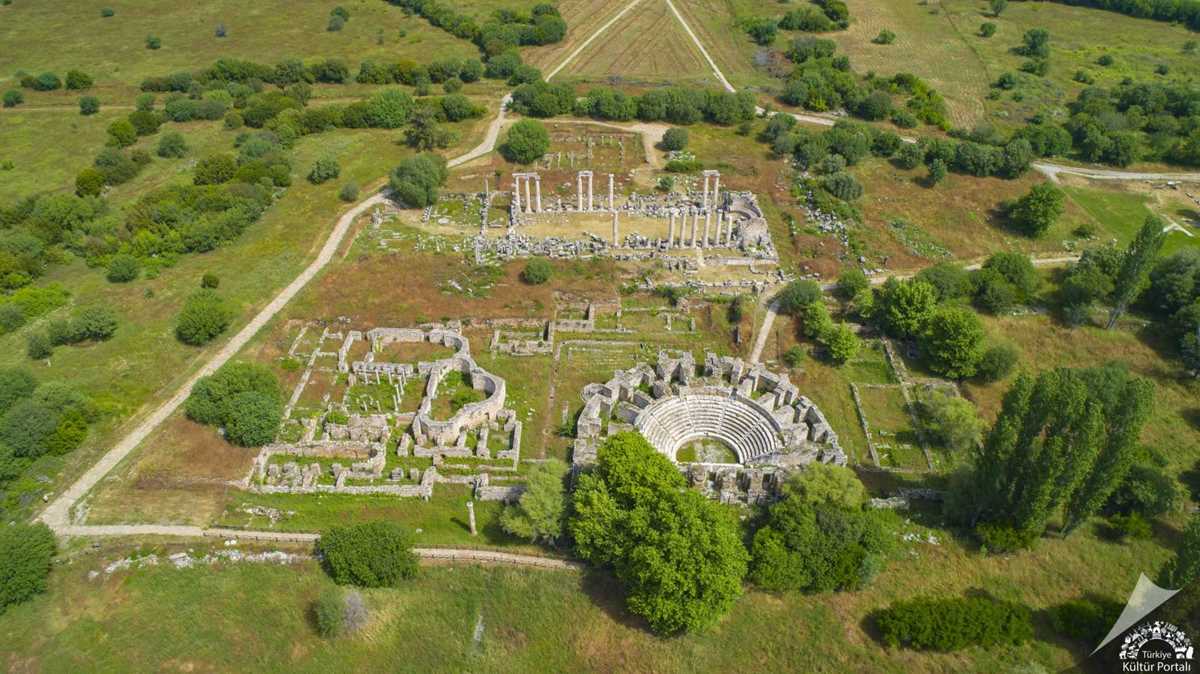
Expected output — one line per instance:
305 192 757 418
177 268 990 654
512 172 542 214
665 208 734 249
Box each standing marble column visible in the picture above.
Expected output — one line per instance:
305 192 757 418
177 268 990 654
534 177 542 212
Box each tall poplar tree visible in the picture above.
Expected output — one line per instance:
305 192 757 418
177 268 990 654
1107 216 1166 329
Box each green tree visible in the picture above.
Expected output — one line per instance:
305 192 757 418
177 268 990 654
186 361 279 427
388 154 448 208
835 268 870 301
307 157 340 185
175 290 234 345
989 0 1008 16
0 368 36 414
500 458 568 544
782 463 866 510
822 323 860 363
569 432 748 635
79 96 100 116
223 391 281 447
193 154 237 185
318 522 419 587
156 131 188 158
500 119 550 164
1008 183 1064 237
661 127 689 152
1106 216 1167 329
106 254 140 283
775 279 823 317
1062 366 1154 534
873 277 938 338
520 258 552 285
923 306 985 379
918 390 983 453
106 119 137 148
0 523 56 612
1159 512 1200 588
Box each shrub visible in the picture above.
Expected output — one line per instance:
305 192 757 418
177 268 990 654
388 153 448 208
26 332 52 360
775 279 823 316
224 111 244 130
1097 53 1114 66
521 258 552 285
979 22 996 37
175 290 234 345
0 523 56 612
872 30 896 45
79 96 100 115
313 587 364 637
918 390 983 452
146 35 162 50
976 343 1018 382
200 273 220 289
976 521 1036 553
328 15 346 32
874 595 1033 651
2 89 22 108
307 157 340 184
0 305 25 334
661 127 689 151
156 131 188 158
106 119 137 148
1108 512 1153 540
75 168 105 197
782 345 805 368
70 305 119 341
193 154 237 185
1047 597 1122 643
0 369 36 414
185 361 279 428
101 7 114 17
500 458 568 544
500 119 550 164
105 254 140 283
338 182 359 203
224 391 281 446
1106 464 1179 518
923 306 984 379
26 72 62 91
65 70 93 90
318 522 418 587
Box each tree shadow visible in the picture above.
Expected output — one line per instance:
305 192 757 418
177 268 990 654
575 567 659 634
1180 459 1200 501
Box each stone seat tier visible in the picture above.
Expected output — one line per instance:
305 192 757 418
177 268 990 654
634 394 782 463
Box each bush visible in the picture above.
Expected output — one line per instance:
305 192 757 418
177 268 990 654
979 22 996 37
1106 464 1179 518
175 290 234 345
500 458 568 544
79 96 100 116
328 15 346 32
923 306 985 379
193 154 237 185
146 35 162 50
307 157 340 184
388 153 448 208
782 345 805 368
318 522 418 587
872 29 896 45
106 254 140 283
26 72 62 91
201 273 220 289
521 258 552 285
101 7 114 17
976 343 1018 382
976 521 1036 553
313 587 361 637
775 279 823 316
338 182 359 203
874 595 1034 651
1047 597 1122 643
224 390 281 446
1108 512 1153 540
156 131 188 158
0 368 36 414
500 119 550 164
185 361 279 428
106 119 137 148
75 168 105 197
65 70 93 90
0 305 25 334
26 332 52 360
661 127 689 151
2 89 22 108
0 523 56 612
70 305 119 341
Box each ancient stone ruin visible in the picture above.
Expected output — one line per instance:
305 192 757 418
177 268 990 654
246 325 525 503
572 350 847 505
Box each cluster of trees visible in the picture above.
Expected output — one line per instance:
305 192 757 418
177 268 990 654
16 69 93 92
25 304 119 360
947 364 1154 551
185 361 281 446
745 0 850 43
569 432 749 635
874 595 1034 651
1037 0 1200 30
1144 246 1200 372
0 285 70 335
776 280 862 363
355 56 484 92
0 523 56 614
1062 79 1200 167
500 458 568 543
0 368 99 493
749 464 890 592
509 82 757 126
779 40 948 129
387 1 567 57
1058 216 1169 328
